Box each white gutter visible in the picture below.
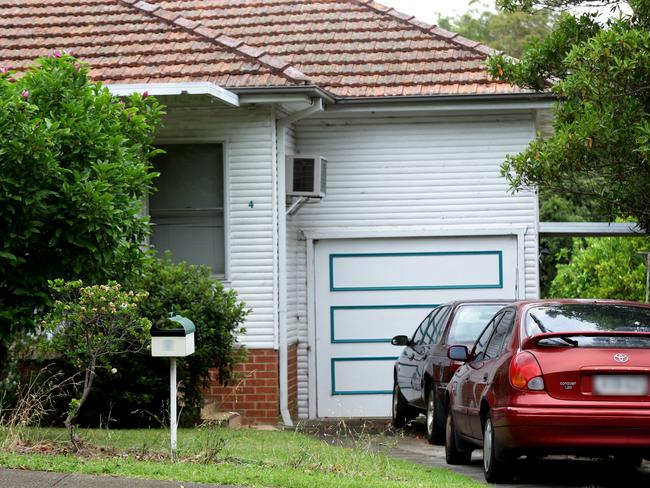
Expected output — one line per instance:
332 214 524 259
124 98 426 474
323 99 552 114
107 82 240 107
276 98 325 427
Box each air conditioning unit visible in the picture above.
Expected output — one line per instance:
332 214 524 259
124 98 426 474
286 155 327 198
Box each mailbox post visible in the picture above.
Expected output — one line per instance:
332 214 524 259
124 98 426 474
151 314 196 454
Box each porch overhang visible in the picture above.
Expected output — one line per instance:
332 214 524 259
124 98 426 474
107 82 240 107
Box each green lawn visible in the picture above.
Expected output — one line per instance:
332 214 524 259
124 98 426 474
0 427 485 487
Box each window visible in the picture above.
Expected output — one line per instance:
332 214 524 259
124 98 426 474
472 312 502 362
149 144 225 275
413 309 437 345
447 304 507 346
427 306 450 345
483 310 515 360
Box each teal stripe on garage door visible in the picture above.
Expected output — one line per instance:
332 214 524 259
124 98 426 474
330 304 438 343
329 251 504 291
331 357 398 395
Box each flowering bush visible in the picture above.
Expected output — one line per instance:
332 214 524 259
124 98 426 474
41 279 150 449
0 52 163 345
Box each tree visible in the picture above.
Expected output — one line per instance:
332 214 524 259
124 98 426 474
41 280 150 450
549 236 650 300
0 54 163 345
438 2 557 58
489 0 650 231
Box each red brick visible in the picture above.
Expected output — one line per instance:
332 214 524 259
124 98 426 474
206 348 282 424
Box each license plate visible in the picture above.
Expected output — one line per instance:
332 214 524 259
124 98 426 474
593 375 648 396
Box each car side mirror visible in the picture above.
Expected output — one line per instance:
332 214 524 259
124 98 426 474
448 345 470 362
391 335 410 346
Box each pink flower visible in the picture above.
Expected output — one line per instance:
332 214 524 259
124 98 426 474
75 63 81 72
0 67 7 74
52 50 62 58
21 90 29 100
142 91 149 99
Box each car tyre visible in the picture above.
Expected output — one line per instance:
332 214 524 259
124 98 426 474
445 410 472 465
483 413 513 483
391 382 410 428
425 386 444 445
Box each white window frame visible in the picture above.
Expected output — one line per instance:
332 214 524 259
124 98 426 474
150 137 231 281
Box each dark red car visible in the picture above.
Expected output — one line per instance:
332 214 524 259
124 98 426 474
390 300 510 443
445 300 650 483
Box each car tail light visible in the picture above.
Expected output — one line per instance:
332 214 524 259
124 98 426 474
510 351 545 391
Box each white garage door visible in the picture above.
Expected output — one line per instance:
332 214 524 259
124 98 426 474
314 236 518 418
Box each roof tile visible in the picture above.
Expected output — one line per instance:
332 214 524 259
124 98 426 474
193 24 219 39
134 1 159 13
174 16 200 30
237 44 265 59
1 0 530 98
154 8 181 22
216 34 244 49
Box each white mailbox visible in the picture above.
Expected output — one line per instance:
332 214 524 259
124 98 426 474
151 314 195 357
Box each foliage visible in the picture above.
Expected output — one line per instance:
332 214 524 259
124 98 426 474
68 256 248 427
549 236 650 300
489 1 650 231
136 256 248 413
40 280 150 449
0 53 163 343
438 2 557 58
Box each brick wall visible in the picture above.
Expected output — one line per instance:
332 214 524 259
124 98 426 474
288 343 298 418
206 345 301 425
207 349 279 424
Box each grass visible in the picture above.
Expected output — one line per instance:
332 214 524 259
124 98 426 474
0 426 485 487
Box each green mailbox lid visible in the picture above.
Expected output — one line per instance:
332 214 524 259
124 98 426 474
151 313 196 337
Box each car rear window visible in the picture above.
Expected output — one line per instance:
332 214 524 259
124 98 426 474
525 303 650 348
447 304 506 345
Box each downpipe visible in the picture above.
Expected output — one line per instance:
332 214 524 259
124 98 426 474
276 98 324 426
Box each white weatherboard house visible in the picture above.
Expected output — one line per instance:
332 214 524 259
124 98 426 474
5 0 551 424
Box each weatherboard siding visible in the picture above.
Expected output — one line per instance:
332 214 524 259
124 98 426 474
288 112 539 418
157 101 277 349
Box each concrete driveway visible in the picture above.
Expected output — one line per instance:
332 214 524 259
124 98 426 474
393 420 650 488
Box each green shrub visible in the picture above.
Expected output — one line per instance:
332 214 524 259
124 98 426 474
549 237 650 300
0 53 163 343
67 256 248 427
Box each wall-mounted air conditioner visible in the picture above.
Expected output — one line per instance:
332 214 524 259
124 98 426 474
286 155 327 198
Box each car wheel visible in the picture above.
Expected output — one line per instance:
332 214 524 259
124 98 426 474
425 387 444 445
483 413 513 483
391 382 410 428
445 410 472 465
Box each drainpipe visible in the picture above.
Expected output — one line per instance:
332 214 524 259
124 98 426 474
276 98 324 426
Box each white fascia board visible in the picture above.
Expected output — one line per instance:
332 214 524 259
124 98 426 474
539 222 644 236
324 99 553 115
239 94 312 105
107 82 240 107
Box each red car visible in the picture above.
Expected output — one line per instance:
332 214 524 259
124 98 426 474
390 300 510 443
445 300 650 483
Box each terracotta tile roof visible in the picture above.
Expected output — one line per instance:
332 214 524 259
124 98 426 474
0 0 529 98
0 0 303 86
